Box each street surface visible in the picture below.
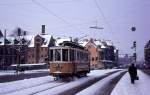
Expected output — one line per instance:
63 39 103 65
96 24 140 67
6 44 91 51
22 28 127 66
0 69 149 95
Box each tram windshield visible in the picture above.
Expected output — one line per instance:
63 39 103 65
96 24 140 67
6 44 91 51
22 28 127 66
49 48 88 62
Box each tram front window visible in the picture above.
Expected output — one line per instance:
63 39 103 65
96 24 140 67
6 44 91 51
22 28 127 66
62 49 68 61
55 49 61 61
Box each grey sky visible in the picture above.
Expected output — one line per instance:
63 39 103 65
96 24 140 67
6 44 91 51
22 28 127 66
0 0 150 60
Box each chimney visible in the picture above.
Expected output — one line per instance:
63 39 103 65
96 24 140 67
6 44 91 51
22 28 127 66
42 25 45 35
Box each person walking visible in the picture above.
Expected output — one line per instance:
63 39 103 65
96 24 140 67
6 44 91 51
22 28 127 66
128 63 138 84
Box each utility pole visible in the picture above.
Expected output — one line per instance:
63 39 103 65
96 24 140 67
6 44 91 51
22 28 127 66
3 29 6 70
131 26 137 64
133 41 137 63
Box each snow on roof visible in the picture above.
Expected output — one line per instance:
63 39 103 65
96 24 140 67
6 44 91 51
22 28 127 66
0 37 4 45
0 36 15 45
55 37 71 46
39 34 52 47
105 40 113 46
79 40 88 47
0 34 52 47
94 40 103 46
25 35 35 47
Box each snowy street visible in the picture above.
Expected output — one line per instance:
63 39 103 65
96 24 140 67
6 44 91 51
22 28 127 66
0 69 150 95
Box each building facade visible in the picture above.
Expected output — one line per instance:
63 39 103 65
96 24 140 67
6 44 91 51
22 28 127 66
80 39 116 69
0 25 55 69
144 40 150 68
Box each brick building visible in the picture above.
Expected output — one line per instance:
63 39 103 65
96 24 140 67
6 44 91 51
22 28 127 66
80 39 116 69
0 31 29 69
26 25 55 64
0 25 55 69
80 39 104 69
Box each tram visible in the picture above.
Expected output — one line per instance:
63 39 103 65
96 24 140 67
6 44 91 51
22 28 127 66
48 41 90 79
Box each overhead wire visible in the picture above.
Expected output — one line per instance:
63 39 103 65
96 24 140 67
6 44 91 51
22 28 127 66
31 0 85 34
94 0 113 34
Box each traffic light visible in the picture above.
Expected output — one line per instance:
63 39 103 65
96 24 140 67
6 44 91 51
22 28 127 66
133 41 136 48
131 27 136 31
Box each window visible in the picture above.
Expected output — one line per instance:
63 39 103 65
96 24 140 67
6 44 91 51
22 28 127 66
32 54 34 58
70 50 75 61
49 50 53 61
83 53 88 61
88 45 91 49
95 57 98 61
55 49 61 61
62 49 68 61
92 57 94 61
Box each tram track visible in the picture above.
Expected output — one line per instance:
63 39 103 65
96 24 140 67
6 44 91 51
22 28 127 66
3 80 64 95
2 70 123 95
32 70 122 95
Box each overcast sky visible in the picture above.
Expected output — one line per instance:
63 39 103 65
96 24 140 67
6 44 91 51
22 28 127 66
0 0 150 61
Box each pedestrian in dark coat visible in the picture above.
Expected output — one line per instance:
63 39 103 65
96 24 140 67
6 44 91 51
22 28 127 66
128 63 137 84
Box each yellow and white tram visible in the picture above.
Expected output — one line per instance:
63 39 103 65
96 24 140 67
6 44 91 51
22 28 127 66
48 41 90 79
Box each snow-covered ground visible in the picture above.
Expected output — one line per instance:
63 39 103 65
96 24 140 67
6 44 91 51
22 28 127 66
111 70 150 95
0 69 119 95
2 69 149 95
0 76 54 95
76 71 125 95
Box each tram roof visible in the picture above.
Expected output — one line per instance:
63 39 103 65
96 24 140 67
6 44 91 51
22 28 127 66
52 41 85 50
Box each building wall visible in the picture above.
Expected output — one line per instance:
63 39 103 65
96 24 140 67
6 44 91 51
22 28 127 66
85 42 97 68
27 35 49 64
27 47 35 64
0 44 28 69
39 47 48 63
144 40 150 67
0 45 17 69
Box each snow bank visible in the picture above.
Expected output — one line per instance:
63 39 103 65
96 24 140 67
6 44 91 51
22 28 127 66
111 70 150 95
34 69 120 95
76 71 125 95
0 76 54 95
0 69 120 95
5 82 64 95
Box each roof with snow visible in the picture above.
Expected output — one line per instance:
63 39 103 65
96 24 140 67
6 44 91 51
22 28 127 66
0 34 52 48
39 34 52 47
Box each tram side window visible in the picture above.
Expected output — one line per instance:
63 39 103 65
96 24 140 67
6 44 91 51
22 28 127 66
79 52 82 60
49 50 53 61
77 51 80 61
70 50 75 61
83 53 87 61
55 49 61 61
62 49 68 61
